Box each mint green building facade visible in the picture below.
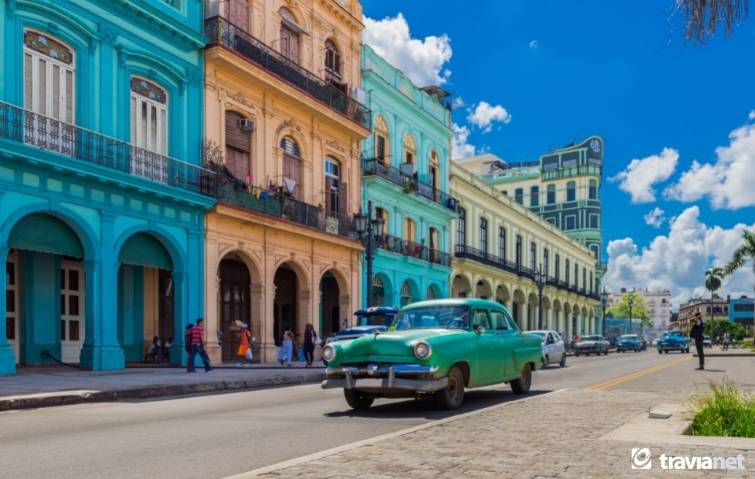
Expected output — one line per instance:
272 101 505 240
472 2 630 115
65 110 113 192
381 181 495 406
360 45 456 307
0 0 214 375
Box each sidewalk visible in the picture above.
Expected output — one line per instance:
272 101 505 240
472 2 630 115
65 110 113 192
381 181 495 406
250 389 753 479
0 364 324 411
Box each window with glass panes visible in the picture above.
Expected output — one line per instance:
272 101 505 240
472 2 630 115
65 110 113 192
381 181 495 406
479 217 488 253
514 188 524 204
547 184 556 204
457 207 466 247
498 226 506 260
566 181 576 201
565 259 570 284
530 242 536 270
543 248 549 276
516 235 522 269
555 254 560 280
530 186 539 206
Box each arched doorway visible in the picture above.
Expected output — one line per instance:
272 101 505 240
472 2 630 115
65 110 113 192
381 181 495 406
273 264 299 346
320 271 340 338
512 289 526 329
451 274 471 298
399 279 417 307
219 257 251 362
372 273 393 306
117 232 175 364
495 284 510 308
5 213 87 365
475 279 491 299
426 283 442 300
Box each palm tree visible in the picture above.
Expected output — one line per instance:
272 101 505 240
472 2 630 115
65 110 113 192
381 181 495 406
704 267 723 321
723 230 755 333
677 0 750 42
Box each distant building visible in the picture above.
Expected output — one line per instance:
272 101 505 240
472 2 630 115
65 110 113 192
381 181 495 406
607 288 672 331
677 295 729 331
729 296 754 326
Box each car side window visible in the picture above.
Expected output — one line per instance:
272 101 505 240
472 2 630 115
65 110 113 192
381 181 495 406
502 310 518 331
472 309 491 330
546 333 555 344
489 310 509 330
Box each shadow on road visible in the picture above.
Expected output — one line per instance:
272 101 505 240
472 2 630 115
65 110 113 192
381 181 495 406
324 388 551 420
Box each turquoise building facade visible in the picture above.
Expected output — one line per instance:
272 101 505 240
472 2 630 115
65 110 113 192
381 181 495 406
0 0 214 375
360 45 456 307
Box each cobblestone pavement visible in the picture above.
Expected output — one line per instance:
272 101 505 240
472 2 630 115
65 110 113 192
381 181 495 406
256 389 753 479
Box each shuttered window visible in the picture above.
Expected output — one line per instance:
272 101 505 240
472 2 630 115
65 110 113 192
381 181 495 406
225 111 251 179
280 136 301 200
325 157 340 215
279 9 300 63
227 0 249 31
130 77 168 182
325 39 341 79
23 30 75 155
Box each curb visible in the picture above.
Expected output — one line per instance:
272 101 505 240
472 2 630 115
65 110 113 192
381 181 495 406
692 352 755 357
227 389 567 479
0 373 324 412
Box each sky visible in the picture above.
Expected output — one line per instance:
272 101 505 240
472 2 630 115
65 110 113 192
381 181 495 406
361 0 755 308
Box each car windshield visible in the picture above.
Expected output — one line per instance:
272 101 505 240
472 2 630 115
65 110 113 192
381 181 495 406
663 332 682 337
336 326 384 336
393 306 469 331
620 335 638 340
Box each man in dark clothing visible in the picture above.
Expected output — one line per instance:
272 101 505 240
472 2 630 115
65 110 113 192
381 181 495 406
689 312 705 370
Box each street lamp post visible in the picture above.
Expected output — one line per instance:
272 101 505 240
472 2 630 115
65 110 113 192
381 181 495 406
626 294 634 335
354 200 385 307
601 286 608 337
534 263 546 330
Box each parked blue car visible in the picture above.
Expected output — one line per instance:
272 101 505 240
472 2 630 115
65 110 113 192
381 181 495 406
656 331 690 354
616 334 646 352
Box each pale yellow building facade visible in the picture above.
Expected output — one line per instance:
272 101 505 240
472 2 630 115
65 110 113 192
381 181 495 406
203 0 369 362
450 163 599 339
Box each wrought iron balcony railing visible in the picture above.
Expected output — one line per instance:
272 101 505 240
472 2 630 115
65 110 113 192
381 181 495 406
0 101 216 196
377 234 451 267
211 163 354 237
541 164 602 180
205 16 370 129
454 244 598 300
362 158 458 211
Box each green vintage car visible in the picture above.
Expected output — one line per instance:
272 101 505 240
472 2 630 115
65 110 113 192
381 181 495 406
321 298 542 410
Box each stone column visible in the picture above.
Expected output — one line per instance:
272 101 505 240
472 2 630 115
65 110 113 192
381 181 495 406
169 272 188 366
250 284 265 361
0 248 16 375
80 257 125 371
204 240 221 364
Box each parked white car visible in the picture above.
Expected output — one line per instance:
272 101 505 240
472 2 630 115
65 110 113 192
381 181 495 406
528 330 566 368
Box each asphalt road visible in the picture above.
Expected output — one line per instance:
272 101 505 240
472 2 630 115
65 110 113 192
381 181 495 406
0 351 703 479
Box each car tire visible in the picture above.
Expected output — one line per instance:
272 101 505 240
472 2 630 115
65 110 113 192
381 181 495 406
510 363 532 395
559 353 566 368
658 349 662 354
343 389 374 410
575 353 580 357
435 365 465 410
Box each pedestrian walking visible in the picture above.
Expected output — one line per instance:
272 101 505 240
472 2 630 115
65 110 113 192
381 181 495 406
236 323 253 367
277 329 294 367
723 331 731 351
689 313 705 370
303 323 317 367
147 336 161 363
187 318 213 373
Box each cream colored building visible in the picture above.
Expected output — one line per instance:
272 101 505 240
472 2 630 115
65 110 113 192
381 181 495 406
203 0 369 362
607 288 672 331
450 163 599 338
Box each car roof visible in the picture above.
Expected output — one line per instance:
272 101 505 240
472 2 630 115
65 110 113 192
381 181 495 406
401 298 506 311
354 307 399 315
337 325 385 333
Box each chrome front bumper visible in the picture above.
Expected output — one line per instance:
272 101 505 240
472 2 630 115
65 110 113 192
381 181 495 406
322 364 447 393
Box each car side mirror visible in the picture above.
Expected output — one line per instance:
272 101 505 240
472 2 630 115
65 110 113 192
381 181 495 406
476 326 485 335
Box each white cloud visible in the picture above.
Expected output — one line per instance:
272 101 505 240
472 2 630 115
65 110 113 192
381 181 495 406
467 101 512 133
665 122 755 209
644 207 666 228
609 147 679 203
529 40 539 50
363 13 452 86
451 123 476 159
451 96 465 109
749 109 755 120
603 206 755 308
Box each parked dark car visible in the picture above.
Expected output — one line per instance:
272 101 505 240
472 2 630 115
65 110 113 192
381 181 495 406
574 335 610 356
325 307 398 344
616 334 646 352
656 331 690 354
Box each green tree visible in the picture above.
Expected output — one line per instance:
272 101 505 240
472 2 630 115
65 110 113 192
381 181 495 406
705 267 724 322
704 319 746 342
607 291 652 334
678 0 750 42
723 230 755 338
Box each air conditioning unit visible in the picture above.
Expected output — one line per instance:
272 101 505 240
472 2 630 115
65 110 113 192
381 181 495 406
239 118 255 131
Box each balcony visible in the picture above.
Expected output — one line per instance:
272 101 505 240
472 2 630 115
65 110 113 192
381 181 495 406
377 234 451 267
0 101 216 196
211 163 354 238
362 158 458 211
205 16 370 129
454 244 598 300
541 164 602 181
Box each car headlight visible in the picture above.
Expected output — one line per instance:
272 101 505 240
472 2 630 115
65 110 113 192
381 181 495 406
321 344 336 362
413 341 432 360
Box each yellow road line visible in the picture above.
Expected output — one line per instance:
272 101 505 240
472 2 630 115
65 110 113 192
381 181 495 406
588 355 692 390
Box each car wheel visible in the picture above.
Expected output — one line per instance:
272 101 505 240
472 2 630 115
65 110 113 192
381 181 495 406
575 353 580 357
559 353 566 368
435 365 465 410
510 363 532 395
658 349 662 354
545 354 550 366
343 389 374 410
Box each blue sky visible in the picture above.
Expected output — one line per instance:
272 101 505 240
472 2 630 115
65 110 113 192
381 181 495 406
362 0 755 305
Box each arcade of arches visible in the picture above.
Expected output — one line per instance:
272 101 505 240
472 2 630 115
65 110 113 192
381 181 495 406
450 271 598 338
